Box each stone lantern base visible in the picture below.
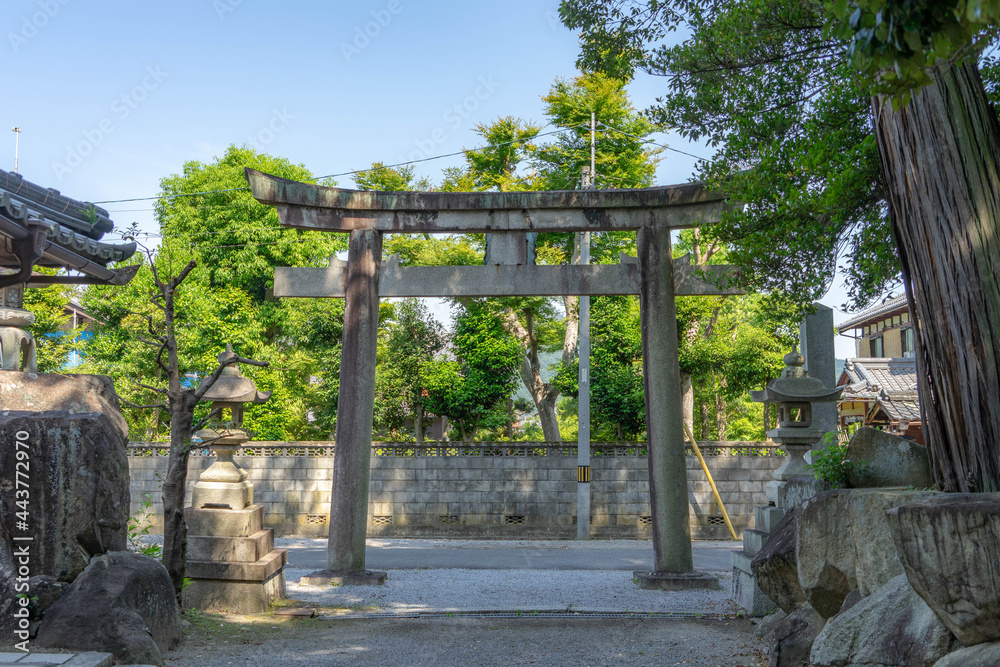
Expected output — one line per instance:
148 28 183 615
183 505 287 614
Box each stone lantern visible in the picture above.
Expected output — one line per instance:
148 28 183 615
185 344 287 614
191 344 272 510
751 347 844 485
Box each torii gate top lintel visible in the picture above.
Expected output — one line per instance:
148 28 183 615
245 168 729 233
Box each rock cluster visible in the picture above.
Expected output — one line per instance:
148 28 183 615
0 374 182 664
751 487 1000 667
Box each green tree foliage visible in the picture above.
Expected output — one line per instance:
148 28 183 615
419 300 522 440
555 295 645 439
81 146 347 441
374 298 445 439
558 0 900 309
823 0 1000 100
535 72 660 190
22 280 75 372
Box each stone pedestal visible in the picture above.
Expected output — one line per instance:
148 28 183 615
183 505 287 613
731 479 828 615
634 570 719 591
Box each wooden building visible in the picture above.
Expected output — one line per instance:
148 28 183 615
836 295 923 443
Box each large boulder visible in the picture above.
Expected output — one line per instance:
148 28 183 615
33 551 183 666
810 574 956 667
933 642 1000 667
888 493 1000 646
0 372 128 439
797 490 857 618
846 427 932 488
0 411 130 582
849 489 940 596
751 508 807 614
767 604 826 667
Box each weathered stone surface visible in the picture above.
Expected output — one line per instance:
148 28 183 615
797 490 857 618
0 411 129 583
849 489 940 596
33 552 183 666
846 427 932 489
768 604 825 667
767 477 828 510
888 493 1000 646
25 575 69 618
933 641 1000 667
753 610 788 640
0 372 128 440
0 515 18 643
751 508 806 614
810 574 955 667
183 569 285 615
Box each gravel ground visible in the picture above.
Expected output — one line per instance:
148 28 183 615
160 538 766 666
284 567 740 615
167 616 767 666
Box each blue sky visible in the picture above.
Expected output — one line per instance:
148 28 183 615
5 0 858 357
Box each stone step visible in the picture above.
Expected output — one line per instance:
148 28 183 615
0 653 115 666
755 506 785 533
743 529 769 556
730 549 755 574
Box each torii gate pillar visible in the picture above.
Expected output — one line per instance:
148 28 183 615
301 229 388 586
634 226 718 589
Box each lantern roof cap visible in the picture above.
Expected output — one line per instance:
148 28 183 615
197 344 272 404
751 346 844 404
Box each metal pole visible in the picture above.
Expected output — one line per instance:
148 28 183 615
577 113 596 539
12 126 21 174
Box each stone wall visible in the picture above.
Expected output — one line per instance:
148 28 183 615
128 442 782 539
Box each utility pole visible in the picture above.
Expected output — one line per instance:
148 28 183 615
11 126 21 174
577 112 596 540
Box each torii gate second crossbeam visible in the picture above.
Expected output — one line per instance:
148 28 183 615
246 168 739 589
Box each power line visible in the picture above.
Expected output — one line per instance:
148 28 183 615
598 122 709 161
92 128 564 206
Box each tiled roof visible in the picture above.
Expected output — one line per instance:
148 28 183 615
872 397 922 423
837 295 909 331
839 356 923 424
0 168 137 283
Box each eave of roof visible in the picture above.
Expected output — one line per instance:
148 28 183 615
837 295 909 331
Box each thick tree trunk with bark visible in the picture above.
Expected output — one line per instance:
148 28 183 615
872 61 1000 492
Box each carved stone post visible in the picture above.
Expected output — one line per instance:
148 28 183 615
635 225 719 589
303 229 386 585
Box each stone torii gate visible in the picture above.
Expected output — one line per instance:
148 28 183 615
246 168 740 589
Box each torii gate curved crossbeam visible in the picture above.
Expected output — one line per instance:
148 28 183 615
246 168 738 589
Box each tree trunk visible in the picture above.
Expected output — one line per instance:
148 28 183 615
680 372 694 436
506 308 564 442
872 61 1000 492
715 375 728 440
161 393 196 599
415 403 424 442
699 401 710 440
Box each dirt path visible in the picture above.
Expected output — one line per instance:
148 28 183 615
167 612 767 666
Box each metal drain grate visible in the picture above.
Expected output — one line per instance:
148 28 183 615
317 610 740 621
503 515 526 525
438 515 460 525
306 514 328 525
638 515 653 526
706 515 727 526
371 515 393 525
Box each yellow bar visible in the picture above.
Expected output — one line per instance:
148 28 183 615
683 422 738 540
577 466 591 483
